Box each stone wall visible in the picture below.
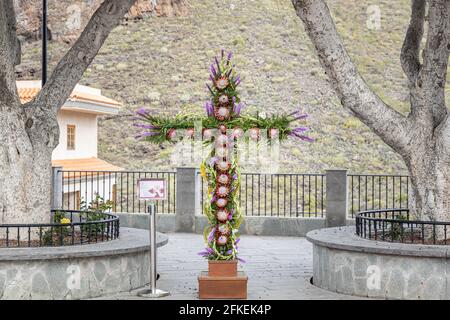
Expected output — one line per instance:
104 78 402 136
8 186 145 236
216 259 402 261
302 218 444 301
308 226 450 299
0 251 149 299
118 212 327 237
0 228 168 299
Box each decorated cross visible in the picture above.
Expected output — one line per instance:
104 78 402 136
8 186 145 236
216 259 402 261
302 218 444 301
134 50 311 262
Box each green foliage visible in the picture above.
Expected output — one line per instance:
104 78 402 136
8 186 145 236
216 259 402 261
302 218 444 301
80 194 113 236
137 112 298 144
42 211 71 246
387 214 408 241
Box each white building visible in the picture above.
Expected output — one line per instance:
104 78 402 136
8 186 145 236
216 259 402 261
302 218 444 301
18 80 123 211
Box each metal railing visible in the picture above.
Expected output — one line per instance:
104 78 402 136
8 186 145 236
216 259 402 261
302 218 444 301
60 170 176 214
0 210 119 248
199 172 326 217
55 169 412 219
355 208 450 245
348 174 409 218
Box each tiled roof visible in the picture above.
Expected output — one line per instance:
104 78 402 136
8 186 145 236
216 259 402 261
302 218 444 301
18 86 121 107
52 157 124 179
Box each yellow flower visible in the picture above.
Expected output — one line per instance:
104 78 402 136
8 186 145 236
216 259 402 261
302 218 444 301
200 163 207 180
60 218 71 224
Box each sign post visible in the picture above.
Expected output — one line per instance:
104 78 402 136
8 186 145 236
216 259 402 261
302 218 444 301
137 178 170 298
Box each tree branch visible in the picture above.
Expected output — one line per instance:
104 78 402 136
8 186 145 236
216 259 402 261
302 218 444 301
34 0 137 114
400 0 426 84
0 1 21 106
291 0 412 154
417 0 449 127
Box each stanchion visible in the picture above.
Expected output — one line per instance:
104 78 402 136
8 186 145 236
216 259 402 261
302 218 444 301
138 203 169 298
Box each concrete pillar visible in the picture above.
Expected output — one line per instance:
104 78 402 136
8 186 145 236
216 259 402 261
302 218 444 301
51 166 63 210
325 169 348 227
175 167 197 232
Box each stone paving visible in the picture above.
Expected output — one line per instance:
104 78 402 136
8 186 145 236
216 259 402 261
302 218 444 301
101 233 361 300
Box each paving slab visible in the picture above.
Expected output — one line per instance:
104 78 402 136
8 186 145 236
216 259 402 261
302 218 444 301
99 233 364 300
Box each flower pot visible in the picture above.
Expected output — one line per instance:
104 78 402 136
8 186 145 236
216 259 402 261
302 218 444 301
208 260 237 277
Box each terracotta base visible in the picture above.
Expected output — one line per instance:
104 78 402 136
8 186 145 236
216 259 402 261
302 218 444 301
208 260 238 277
198 271 248 299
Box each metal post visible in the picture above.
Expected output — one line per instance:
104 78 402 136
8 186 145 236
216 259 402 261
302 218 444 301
42 0 48 85
138 203 169 298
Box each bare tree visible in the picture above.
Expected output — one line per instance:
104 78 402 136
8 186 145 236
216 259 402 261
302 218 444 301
0 0 137 226
291 0 449 222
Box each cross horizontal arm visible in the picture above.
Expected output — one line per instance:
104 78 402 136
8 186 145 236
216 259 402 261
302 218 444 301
133 110 310 143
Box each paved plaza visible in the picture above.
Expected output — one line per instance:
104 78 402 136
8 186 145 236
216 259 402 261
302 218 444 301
102 233 360 300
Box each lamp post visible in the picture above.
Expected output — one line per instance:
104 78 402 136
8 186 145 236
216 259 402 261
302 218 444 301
42 0 47 85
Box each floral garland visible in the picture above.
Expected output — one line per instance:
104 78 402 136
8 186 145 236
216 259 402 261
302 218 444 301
134 50 312 262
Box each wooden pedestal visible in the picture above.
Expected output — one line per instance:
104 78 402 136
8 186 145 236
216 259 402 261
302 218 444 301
198 271 248 299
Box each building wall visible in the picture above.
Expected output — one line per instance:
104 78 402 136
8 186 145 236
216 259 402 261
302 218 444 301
52 110 98 160
62 177 116 211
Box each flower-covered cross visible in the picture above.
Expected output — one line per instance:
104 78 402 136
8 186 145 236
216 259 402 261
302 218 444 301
134 50 312 262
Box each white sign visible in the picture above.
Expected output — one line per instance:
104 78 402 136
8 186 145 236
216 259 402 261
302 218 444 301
137 178 167 200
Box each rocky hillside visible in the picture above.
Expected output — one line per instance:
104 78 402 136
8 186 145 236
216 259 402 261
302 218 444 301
17 0 450 174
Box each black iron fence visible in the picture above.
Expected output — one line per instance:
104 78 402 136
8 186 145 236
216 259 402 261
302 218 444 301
56 169 411 219
355 208 450 245
60 170 176 214
0 210 119 248
348 174 409 218
199 172 326 217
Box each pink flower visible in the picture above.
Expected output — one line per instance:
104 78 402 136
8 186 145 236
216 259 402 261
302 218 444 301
167 129 177 140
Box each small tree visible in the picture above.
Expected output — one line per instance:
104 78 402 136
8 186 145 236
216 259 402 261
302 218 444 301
291 0 449 222
0 0 138 225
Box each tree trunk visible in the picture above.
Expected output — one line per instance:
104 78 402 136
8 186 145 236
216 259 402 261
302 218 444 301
0 0 137 233
291 0 450 227
406 135 450 223
0 103 58 238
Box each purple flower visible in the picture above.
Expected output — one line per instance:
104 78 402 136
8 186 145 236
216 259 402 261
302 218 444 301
226 249 233 255
204 102 214 116
226 68 233 77
142 132 158 137
133 123 157 129
208 227 216 243
235 237 240 245
299 135 314 142
221 49 225 58
289 131 314 142
237 257 246 263
198 247 214 257
227 209 234 221
210 64 216 76
291 127 309 133
288 109 309 121
209 75 215 82
136 108 149 117
232 173 238 180
292 114 309 121
234 75 241 86
227 51 232 62
234 102 245 115
210 195 217 204
209 156 218 166
215 57 221 73
135 131 158 139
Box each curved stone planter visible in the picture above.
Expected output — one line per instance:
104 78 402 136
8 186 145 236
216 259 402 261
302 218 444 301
0 228 168 300
307 226 450 299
